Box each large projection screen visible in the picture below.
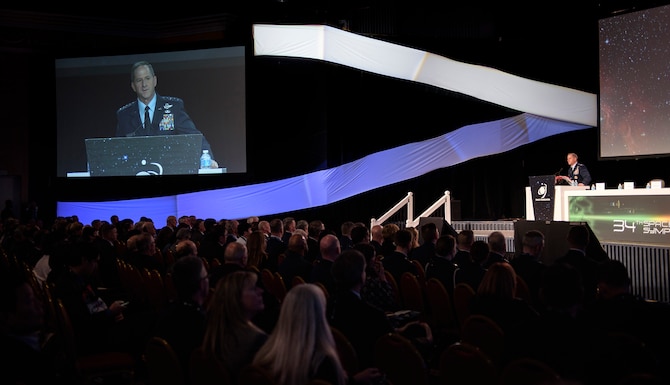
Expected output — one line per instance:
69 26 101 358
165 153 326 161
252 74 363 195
55 46 247 177
599 4 670 159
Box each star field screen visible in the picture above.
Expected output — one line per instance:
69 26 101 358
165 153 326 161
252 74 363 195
598 3 670 159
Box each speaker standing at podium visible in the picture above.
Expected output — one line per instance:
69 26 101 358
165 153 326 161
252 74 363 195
556 152 592 186
116 60 217 167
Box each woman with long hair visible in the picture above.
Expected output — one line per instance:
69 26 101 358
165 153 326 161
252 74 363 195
252 283 348 385
202 270 267 383
246 230 269 270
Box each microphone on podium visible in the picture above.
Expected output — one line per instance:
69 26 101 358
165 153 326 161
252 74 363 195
554 167 563 176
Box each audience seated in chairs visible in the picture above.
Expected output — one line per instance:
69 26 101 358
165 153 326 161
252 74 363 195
330 249 433 370
51 241 150 358
0 262 79 384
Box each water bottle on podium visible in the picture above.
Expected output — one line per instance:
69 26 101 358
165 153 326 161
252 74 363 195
200 150 211 169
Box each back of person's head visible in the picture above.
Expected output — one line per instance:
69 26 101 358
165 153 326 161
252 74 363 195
470 240 489 264
237 221 252 237
296 220 309 232
258 220 271 234
99 222 117 239
171 255 206 301
223 241 247 265
203 218 218 233
407 227 420 248
246 231 267 268
340 221 355 237
421 222 438 243
247 216 259 224
254 282 343 385
269 218 283 235
353 243 379 278
332 249 366 291
596 259 631 299
175 227 192 242
521 230 545 256
488 231 507 254
370 225 383 243
224 219 238 235
567 225 589 250
457 229 474 249
319 234 341 261
66 240 100 267
540 263 583 310
394 228 413 249
135 232 155 255
247 231 267 251
282 217 295 231
82 225 96 240
382 223 400 242
435 234 457 258
477 262 517 299
308 220 325 238
350 225 370 245
287 233 308 253
175 239 198 259
293 228 308 239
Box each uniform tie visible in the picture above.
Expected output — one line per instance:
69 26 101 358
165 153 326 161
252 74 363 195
144 105 151 131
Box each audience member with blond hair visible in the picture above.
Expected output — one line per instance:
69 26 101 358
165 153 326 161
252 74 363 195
252 283 348 385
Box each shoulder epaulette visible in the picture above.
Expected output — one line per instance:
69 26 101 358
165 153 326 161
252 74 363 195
162 96 183 103
117 102 134 113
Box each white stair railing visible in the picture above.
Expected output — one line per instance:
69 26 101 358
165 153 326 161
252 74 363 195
370 190 451 229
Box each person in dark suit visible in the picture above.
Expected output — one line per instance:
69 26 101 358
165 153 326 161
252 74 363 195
510 230 547 308
553 224 603 305
277 233 313 289
329 249 394 369
156 215 177 253
410 221 439 267
382 228 419 284
482 231 509 269
425 234 459 296
265 218 287 271
309 234 341 297
115 60 214 162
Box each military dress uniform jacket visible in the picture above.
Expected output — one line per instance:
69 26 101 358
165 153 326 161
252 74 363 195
116 94 212 153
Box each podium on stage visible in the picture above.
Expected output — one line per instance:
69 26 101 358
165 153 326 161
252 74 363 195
525 176 589 221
